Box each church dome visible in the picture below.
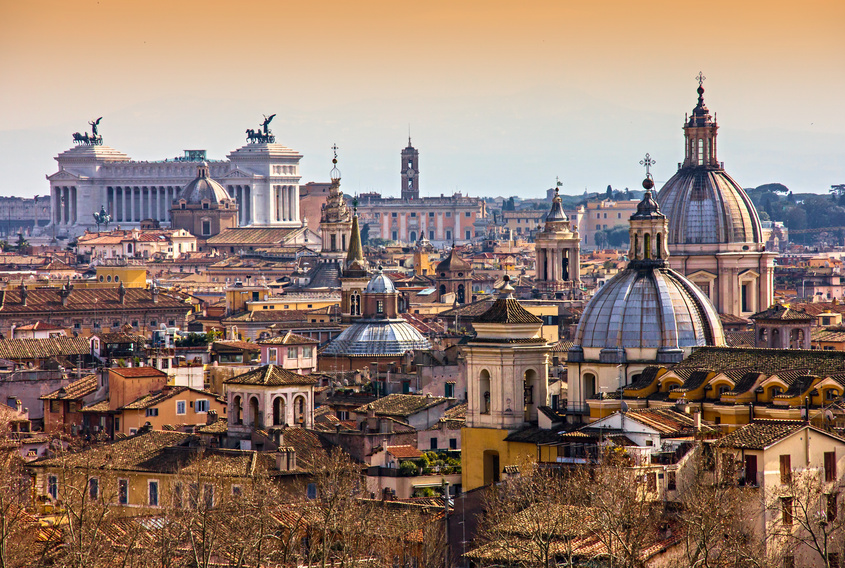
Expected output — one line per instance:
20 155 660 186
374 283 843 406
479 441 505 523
320 319 431 356
435 247 471 274
178 162 232 204
573 267 724 350
365 269 396 293
658 170 762 245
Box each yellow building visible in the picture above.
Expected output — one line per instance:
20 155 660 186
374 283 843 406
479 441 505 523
461 277 551 490
117 385 226 436
95 265 147 287
247 296 339 312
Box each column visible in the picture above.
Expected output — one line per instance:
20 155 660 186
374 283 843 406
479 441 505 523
71 187 77 224
53 188 60 225
293 186 300 224
127 188 133 223
62 187 69 224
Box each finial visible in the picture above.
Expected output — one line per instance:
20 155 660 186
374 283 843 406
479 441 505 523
330 144 341 181
408 124 412 147
695 71 706 97
639 153 656 190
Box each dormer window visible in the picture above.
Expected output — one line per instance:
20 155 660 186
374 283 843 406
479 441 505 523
180 203 186 210
202 202 209 209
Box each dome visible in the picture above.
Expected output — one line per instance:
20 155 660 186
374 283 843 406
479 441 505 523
320 319 431 356
657 169 762 245
178 162 232 204
573 266 725 351
365 269 396 294
436 248 471 274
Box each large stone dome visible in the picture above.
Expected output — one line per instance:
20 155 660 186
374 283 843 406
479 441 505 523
573 266 725 352
320 319 431 356
658 169 762 245
178 163 232 204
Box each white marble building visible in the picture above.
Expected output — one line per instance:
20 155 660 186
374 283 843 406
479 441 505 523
46 139 303 238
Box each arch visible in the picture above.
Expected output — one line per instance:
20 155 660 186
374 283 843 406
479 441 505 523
789 328 805 349
643 233 651 259
248 396 260 428
656 233 662 259
233 395 243 425
439 284 446 297
457 284 465 304
293 395 307 425
524 369 538 422
479 369 491 414
409 231 417 243
659 378 683 393
582 372 597 401
633 233 639 259
350 291 361 316
272 396 287 426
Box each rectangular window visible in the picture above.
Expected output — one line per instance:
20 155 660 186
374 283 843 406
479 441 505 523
195 399 209 413
445 212 451 217
338 410 349 421
146 408 159 417
391 212 397 218
118 479 129 505
232 485 242 497
48 476 58 499
428 212 435 217
430 437 438 450
189 483 199 509
148 481 159 507
376 300 384 313
115 417 120 431
203 484 214 509
287 347 298 359
302 346 313 358
445 231 452 241
88 477 99 500
410 212 416 217
176 401 186 415
465 230 471 240
825 451 837 482
744 454 757 486
780 454 792 484
445 383 455 398
50 400 60 413
202 220 211 236
449 438 457 450
781 497 793 525
306 483 317 500
646 472 657 492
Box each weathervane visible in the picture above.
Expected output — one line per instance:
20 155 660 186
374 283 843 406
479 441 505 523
640 153 656 179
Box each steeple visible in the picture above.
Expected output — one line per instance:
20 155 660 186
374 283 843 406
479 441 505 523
682 72 720 168
401 138 419 200
344 199 367 275
629 154 669 268
320 144 352 255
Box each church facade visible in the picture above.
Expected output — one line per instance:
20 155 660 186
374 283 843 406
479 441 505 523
46 118 303 238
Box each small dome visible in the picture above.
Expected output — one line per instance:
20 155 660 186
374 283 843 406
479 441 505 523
544 187 568 223
574 267 724 350
321 319 431 355
365 269 396 294
178 163 232 204
657 169 762 245
436 248 471 274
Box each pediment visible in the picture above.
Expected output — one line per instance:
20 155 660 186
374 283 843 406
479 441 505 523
47 170 82 181
219 168 255 180
739 269 760 280
687 270 717 281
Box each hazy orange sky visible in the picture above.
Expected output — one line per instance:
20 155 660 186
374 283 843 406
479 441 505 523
1 0 843 197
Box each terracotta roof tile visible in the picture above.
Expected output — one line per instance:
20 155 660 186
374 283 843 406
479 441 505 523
354 393 448 418
224 364 317 386
750 304 814 321
0 337 90 360
110 367 168 379
475 297 542 325
386 445 423 459
675 347 845 377
40 374 98 400
258 332 319 346
715 421 805 449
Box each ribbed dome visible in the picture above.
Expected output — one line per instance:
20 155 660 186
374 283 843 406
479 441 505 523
178 163 232 204
573 267 725 350
321 319 431 356
657 169 762 245
365 270 396 293
436 248 471 273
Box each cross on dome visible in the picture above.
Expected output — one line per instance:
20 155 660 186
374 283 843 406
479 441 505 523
639 153 656 179
696 71 706 87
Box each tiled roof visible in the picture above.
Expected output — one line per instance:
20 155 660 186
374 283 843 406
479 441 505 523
675 347 845 377
725 371 764 395
120 386 219 410
719 313 751 325
224 364 317 386
40 374 98 400
14 321 64 331
812 328 845 343
354 393 448 418
504 427 562 444
195 417 228 435
725 330 755 348
0 287 189 314
549 339 574 353
109 367 168 379
475 297 542 325
211 340 260 352
672 370 712 393
81 399 111 412
32 430 194 470
616 408 702 435
386 445 423 459
715 421 805 449
750 304 814 321
324 392 379 407
224 309 311 323
93 332 146 344
627 366 661 390
0 337 90 360
258 332 319 346
437 297 496 319
205 227 297 245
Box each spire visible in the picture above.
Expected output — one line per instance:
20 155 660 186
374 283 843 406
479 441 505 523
330 143 341 182
683 72 720 168
345 197 365 270
544 185 568 225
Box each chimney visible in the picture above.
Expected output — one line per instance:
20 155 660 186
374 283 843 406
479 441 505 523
151 283 159 304
59 282 71 307
275 446 296 471
20 283 27 306
206 409 218 425
693 410 701 432
118 281 126 305
366 404 378 432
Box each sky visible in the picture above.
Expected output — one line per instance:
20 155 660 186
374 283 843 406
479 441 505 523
1 0 843 199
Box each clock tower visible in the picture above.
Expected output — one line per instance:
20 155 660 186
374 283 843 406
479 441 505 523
400 138 419 201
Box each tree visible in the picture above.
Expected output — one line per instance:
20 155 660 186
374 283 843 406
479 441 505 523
606 185 613 200
766 469 845 568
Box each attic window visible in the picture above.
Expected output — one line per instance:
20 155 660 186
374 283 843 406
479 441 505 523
181 203 186 210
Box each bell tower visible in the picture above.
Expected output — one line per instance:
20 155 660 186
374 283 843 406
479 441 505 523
534 180 580 298
682 72 719 169
629 154 670 266
401 137 419 201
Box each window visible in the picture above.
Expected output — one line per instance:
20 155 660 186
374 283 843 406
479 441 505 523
202 220 211 236
146 408 159 417
445 383 455 398
203 484 214 509
429 231 434 240
410 212 416 217
376 300 384 314
115 417 120 431
781 496 793 525
780 454 791 484
391 212 397 218
445 212 451 217
118 479 129 505
287 347 298 359
744 454 758 486
429 212 435 217
189 483 200 509
465 230 471 240
827 389 840 400
430 437 438 450
88 477 99 500
48 476 58 499
232 485 242 498
149 481 159 506
195 399 209 413
176 401 186 415
392 231 398 240
825 451 837 482
667 471 677 491
465 211 471 217
302 346 313 359
129 428 137 435
445 231 452 241
74 322 81 330
449 438 457 450
50 400 60 413
306 483 317 500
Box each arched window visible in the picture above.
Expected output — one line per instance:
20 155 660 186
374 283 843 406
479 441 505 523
697 138 704 165
457 284 465 304
480 370 491 415
249 397 260 428
273 396 286 426
583 373 597 401
633 234 639 259
409 231 416 243
643 234 651 260
524 369 538 422
656 233 662 259
294 395 306 424
439 284 446 297
233 395 243 425
350 291 361 316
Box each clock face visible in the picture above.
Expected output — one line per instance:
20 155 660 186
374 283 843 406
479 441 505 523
406 169 415 178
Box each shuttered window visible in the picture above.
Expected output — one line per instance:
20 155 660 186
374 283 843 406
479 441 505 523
780 455 792 484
